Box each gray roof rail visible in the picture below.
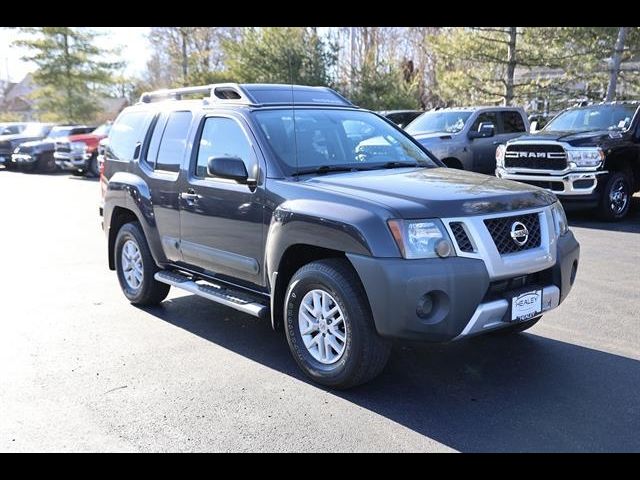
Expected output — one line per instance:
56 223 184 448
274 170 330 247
138 83 256 105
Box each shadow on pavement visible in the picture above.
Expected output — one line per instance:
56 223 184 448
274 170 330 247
567 195 640 234
142 295 640 452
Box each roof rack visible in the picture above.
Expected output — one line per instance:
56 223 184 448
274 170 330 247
138 83 256 105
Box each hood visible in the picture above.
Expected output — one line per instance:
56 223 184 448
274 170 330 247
68 132 106 146
412 131 455 142
512 129 619 147
17 138 58 151
303 167 556 218
0 133 46 146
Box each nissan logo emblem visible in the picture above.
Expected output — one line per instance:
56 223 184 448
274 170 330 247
510 221 529 246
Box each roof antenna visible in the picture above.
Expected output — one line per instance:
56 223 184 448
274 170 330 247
288 52 299 179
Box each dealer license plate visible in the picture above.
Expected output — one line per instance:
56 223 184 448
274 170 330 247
511 289 542 322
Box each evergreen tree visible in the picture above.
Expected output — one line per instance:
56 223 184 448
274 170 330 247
14 27 121 123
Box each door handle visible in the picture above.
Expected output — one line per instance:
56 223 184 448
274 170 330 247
180 189 201 202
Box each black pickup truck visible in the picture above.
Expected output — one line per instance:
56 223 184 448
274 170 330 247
101 83 580 388
496 101 640 221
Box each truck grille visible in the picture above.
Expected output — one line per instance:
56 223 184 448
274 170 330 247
55 141 71 153
449 222 474 252
484 213 541 255
504 144 567 170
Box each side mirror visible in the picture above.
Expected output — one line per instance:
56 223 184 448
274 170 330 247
530 121 539 133
207 156 249 183
469 122 495 139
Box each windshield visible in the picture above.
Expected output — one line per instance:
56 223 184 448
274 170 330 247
92 123 111 136
405 110 472 135
21 123 51 137
47 127 75 139
544 105 638 132
253 108 437 174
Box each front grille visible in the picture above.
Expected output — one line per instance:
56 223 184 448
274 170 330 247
55 141 71 153
484 213 541 255
505 144 567 170
524 180 565 192
483 268 553 302
449 222 474 252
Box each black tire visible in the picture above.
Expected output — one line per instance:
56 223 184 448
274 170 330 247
597 171 632 221
489 316 542 336
88 154 99 177
72 170 84 177
284 258 391 389
114 222 170 305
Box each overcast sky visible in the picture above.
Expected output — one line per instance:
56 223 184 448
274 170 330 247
0 27 152 83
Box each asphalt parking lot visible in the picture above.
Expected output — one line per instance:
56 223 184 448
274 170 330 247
1 168 639 452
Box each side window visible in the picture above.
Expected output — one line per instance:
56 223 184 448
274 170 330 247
155 111 192 173
142 113 168 168
502 111 526 133
470 112 498 132
195 117 253 178
109 111 151 161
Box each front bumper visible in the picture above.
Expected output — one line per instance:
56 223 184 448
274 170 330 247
54 151 91 171
496 167 606 197
347 231 580 342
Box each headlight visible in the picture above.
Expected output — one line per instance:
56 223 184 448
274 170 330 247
495 144 506 166
71 141 87 153
551 201 568 236
567 148 604 167
387 219 456 259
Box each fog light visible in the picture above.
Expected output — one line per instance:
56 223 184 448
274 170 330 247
435 239 452 258
416 293 434 319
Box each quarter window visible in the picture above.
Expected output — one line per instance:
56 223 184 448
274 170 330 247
502 111 526 133
109 111 151 161
195 117 253 178
155 111 192 173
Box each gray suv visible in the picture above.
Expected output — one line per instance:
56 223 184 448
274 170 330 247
406 106 529 174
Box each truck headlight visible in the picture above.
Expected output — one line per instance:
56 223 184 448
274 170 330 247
567 148 604 167
495 144 506 166
387 219 456 259
71 141 87 153
551 201 568 236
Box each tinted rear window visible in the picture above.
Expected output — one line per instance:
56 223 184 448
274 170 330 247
502 111 526 133
155 111 192 173
109 111 152 161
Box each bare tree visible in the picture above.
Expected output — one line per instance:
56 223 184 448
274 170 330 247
605 27 628 101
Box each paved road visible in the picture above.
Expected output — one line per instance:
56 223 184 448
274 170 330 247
1 169 639 452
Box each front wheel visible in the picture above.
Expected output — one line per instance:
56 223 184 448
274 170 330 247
598 171 632 221
115 222 170 305
284 258 391 389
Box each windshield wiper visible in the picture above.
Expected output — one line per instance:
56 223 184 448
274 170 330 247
362 161 420 170
291 165 363 176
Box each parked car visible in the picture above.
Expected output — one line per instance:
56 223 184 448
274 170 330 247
496 101 640 221
406 106 529 174
528 113 556 132
377 110 423 129
0 122 54 170
0 122 28 136
12 125 95 173
54 122 111 177
102 83 579 389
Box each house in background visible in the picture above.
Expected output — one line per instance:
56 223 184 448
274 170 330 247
0 73 128 122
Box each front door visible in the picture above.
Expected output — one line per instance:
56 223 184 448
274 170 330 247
470 111 501 174
179 114 265 287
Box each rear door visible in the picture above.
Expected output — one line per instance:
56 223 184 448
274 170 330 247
178 113 265 287
138 110 194 263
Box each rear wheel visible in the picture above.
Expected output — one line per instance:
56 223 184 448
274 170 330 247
115 222 170 305
489 316 542 335
284 258 391 389
598 171 632 221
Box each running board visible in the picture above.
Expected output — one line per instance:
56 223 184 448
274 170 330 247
154 271 268 319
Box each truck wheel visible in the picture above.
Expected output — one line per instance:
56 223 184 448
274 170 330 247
115 222 170 306
598 171 632 221
284 258 391 389
489 316 541 336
